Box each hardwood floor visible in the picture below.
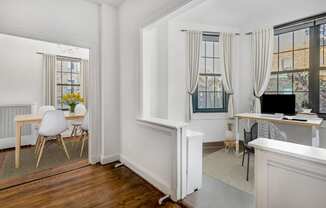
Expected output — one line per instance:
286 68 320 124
0 163 182 208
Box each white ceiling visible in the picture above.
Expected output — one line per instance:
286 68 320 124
86 0 125 7
173 0 326 30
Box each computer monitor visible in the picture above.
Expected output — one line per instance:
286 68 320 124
261 94 296 115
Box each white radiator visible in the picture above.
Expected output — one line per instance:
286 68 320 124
0 104 37 149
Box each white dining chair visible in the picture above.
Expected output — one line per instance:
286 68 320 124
34 105 56 154
35 110 70 168
70 103 87 137
80 112 89 157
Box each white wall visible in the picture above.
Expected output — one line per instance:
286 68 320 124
0 33 89 107
143 23 169 119
0 0 119 163
119 0 194 196
100 3 121 163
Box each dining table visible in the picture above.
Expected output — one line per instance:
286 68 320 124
15 112 85 168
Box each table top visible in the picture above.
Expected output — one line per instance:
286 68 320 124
235 113 323 127
15 112 85 122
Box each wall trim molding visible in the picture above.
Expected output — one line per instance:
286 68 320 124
120 154 171 196
100 154 120 164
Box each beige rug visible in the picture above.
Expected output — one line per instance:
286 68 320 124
0 138 88 180
203 149 255 194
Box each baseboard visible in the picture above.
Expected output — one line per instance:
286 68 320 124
120 154 171 196
0 135 36 150
100 154 120 165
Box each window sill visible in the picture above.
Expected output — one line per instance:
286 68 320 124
191 112 228 120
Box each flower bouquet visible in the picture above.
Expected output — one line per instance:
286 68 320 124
62 92 84 113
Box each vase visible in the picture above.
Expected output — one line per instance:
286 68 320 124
69 103 77 113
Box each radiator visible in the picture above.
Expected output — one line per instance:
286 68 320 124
0 104 32 139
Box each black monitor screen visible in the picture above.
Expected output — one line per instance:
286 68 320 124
261 94 296 115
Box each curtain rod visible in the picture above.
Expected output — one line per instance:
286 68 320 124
180 30 252 35
36 52 82 60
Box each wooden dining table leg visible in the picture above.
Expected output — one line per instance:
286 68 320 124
15 122 22 168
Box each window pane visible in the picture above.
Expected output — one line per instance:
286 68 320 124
214 58 221 74
279 32 293 52
214 76 223 91
72 62 80 73
56 97 62 108
201 41 206 57
62 61 71 72
214 42 220 58
56 72 62 83
266 74 277 92
272 54 278 72
206 58 214 73
206 41 214 58
62 73 72 84
63 86 72 95
279 52 293 71
320 70 326 113
321 46 326 67
72 73 80 84
207 76 214 91
72 86 80 93
274 36 279 53
56 86 62 98
198 76 206 91
293 71 309 91
199 58 205 73
198 91 206 109
207 92 214 108
295 92 309 111
294 28 309 50
214 92 223 108
294 49 309 69
279 73 292 92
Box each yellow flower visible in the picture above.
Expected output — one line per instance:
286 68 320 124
62 92 84 104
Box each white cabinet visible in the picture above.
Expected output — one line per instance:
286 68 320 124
186 130 204 195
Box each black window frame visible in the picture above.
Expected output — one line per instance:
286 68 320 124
265 13 326 117
192 33 228 113
56 56 82 110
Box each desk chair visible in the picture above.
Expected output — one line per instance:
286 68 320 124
242 122 258 181
36 110 70 168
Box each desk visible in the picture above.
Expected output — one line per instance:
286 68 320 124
235 113 323 153
15 113 85 168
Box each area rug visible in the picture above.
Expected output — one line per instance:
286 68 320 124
203 149 255 194
0 138 88 180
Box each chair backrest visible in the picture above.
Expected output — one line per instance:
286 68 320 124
75 103 87 114
243 122 258 145
81 112 89 131
38 105 55 116
38 110 68 136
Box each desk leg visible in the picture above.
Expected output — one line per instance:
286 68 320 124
15 123 22 168
312 126 320 147
235 117 240 154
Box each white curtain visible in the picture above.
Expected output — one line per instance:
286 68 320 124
80 59 89 106
185 31 202 121
251 28 274 113
42 54 56 106
221 32 234 117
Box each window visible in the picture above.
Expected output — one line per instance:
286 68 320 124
192 34 227 113
266 14 326 116
56 57 81 110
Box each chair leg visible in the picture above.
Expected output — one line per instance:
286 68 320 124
246 152 250 181
34 135 41 154
60 136 70 160
71 126 76 137
242 149 246 167
36 139 46 168
80 135 86 158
